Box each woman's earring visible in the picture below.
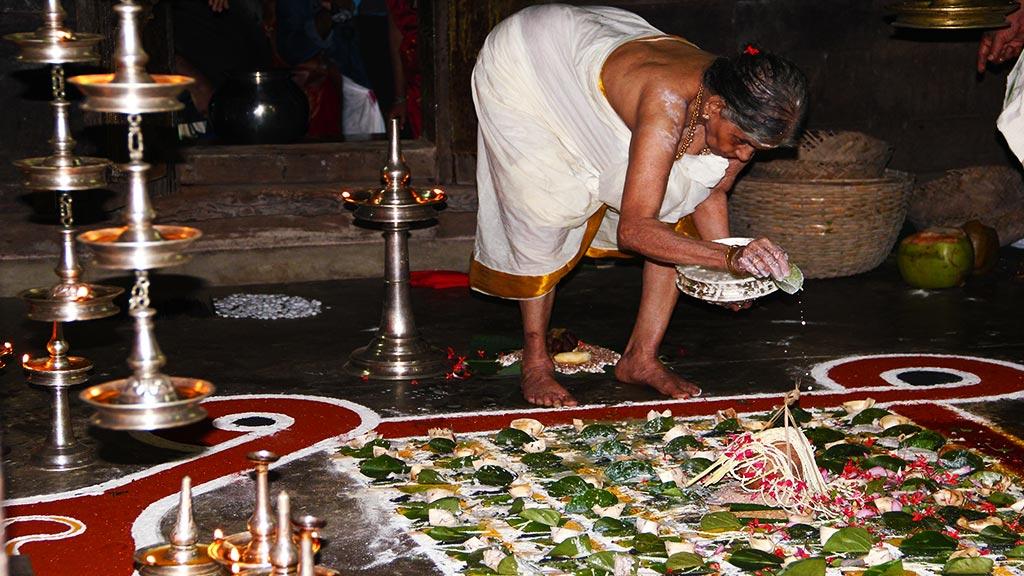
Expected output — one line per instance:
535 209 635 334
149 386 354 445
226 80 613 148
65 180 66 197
701 113 709 120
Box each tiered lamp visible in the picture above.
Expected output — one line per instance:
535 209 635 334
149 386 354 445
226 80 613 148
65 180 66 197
6 0 122 471
71 0 213 430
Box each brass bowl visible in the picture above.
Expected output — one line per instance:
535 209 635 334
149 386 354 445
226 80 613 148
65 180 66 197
80 377 213 430
69 73 193 114
14 156 110 191
78 225 201 271
4 30 102 64
20 283 123 323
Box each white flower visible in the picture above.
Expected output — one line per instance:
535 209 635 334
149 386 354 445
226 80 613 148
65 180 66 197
424 488 455 503
551 526 582 543
522 439 546 453
636 517 660 535
1012 499 1024 513
878 414 910 430
663 425 689 443
873 497 894 512
647 409 672 421
933 489 965 507
427 428 455 441
463 537 489 553
582 475 603 489
863 546 895 566
842 398 876 415
482 549 507 570
345 431 378 449
593 503 625 518
510 418 545 437
666 541 696 556
372 446 390 458
573 419 585 432
508 484 532 498
748 536 777 552
819 526 839 546
428 508 457 527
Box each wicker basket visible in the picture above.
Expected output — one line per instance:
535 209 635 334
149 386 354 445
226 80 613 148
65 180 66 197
909 165 1024 246
729 170 914 278
750 130 894 180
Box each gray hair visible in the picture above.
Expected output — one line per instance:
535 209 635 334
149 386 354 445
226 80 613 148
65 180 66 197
702 48 808 147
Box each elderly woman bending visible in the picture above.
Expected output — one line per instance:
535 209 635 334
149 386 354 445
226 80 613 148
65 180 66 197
469 4 808 407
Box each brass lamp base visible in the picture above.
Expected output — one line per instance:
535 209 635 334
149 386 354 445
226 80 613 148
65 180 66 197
21 284 123 323
345 335 448 381
890 0 1019 29
24 354 91 387
136 543 224 576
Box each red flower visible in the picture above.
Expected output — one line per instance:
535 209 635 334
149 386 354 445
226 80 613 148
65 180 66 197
744 44 760 56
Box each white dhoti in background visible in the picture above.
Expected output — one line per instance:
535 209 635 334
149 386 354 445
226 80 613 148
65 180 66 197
470 4 729 300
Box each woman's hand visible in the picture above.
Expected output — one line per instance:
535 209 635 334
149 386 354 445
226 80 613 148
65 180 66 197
729 237 790 279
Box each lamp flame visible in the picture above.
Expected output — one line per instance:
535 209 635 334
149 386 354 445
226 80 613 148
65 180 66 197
213 528 224 540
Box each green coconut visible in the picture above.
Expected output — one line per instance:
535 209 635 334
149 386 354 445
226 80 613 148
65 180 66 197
897 228 974 289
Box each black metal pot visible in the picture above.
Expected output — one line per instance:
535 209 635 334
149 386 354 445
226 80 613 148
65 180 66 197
209 70 309 145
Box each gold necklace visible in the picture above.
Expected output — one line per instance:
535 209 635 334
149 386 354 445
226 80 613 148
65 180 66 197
675 84 712 160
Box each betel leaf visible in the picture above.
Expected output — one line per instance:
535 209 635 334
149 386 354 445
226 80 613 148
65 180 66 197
679 458 713 475
789 405 813 424
787 524 818 541
939 449 985 472
474 465 516 487
547 475 592 497
988 491 1016 507
425 526 477 543
593 517 636 536
520 507 561 527
712 418 742 435
566 489 618 514
899 530 958 556
880 424 922 438
605 460 657 484
779 557 826 576
339 437 391 459
494 427 534 447
665 435 702 457
359 454 410 479
881 511 914 532
864 560 904 576
699 511 742 533
822 443 871 460
425 437 456 454
1006 544 1024 558
980 524 1020 547
851 407 891 425
938 506 987 525
586 551 619 574
580 424 619 443
901 430 946 451
496 554 518 576
666 552 707 574
632 533 666 556
942 557 994 576
521 450 563 470
549 536 593 558
415 468 447 484
804 427 846 445
589 440 631 461
863 454 907 472
643 416 675 435
900 477 939 491
728 548 784 570
508 497 525 515
822 526 877 554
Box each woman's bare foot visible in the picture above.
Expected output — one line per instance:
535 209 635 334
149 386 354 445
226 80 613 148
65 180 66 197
614 353 701 399
521 363 578 407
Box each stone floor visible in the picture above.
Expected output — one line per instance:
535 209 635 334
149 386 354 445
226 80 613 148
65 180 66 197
2 249 1024 575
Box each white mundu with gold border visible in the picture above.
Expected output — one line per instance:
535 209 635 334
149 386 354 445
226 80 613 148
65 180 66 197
470 3 729 300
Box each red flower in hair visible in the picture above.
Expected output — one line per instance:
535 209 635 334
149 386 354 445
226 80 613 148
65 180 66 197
744 44 760 56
